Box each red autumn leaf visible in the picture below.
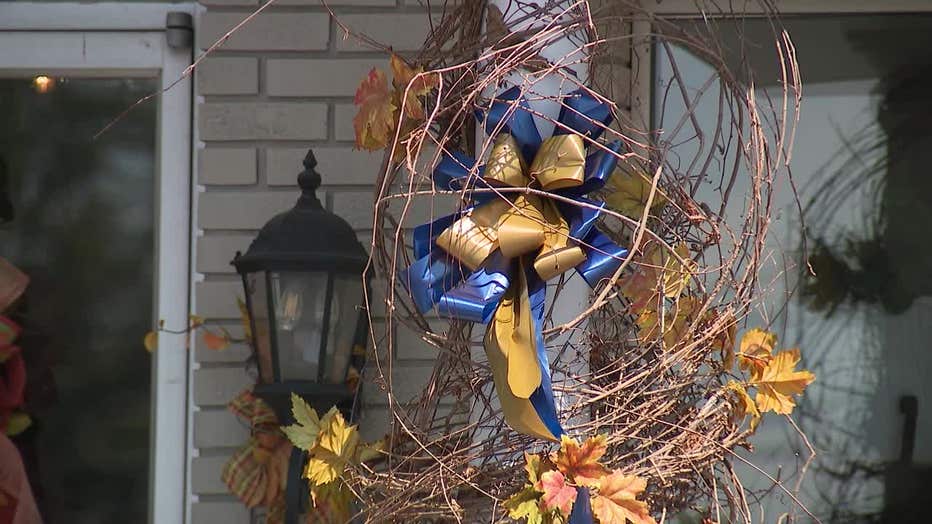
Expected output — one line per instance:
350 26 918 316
389 54 437 120
536 470 576 516
202 330 230 351
353 68 396 151
554 435 609 487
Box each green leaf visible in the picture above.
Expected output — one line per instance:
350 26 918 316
282 423 318 451
291 393 320 433
505 486 544 524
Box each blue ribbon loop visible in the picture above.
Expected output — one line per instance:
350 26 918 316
556 88 614 141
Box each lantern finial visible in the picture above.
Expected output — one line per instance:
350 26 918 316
297 149 321 196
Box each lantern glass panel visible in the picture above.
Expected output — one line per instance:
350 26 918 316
271 271 329 382
323 275 365 384
244 271 274 384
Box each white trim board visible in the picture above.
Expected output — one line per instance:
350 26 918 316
644 0 932 16
0 3 196 31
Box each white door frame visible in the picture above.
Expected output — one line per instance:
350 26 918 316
0 4 196 523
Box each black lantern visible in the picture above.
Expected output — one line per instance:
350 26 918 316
232 150 368 420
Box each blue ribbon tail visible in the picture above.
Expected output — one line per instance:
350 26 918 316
525 262 564 440
576 229 629 288
476 86 542 161
433 151 478 191
437 251 511 324
569 488 594 524
556 88 614 141
413 211 464 259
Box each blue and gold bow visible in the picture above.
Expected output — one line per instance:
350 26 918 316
401 87 629 442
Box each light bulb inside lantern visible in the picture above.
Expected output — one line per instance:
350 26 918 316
276 286 303 331
32 75 55 94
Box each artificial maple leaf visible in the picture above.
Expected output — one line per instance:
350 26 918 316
202 329 230 351
537 470 577 516
590 471 656 524
304 407 360 485
308 480 353 524
143 331 158 353
633 296 699 348
189 314 205 328
236 297 252 342
525 452 546 485
281 393 321 452
725 381 761 431
389 54 437 120
505 486 545 524
353 68 397 151
753 349 815 415
554 435 609 487
621 243 694 314
4 411 32 437
604 164 668 220
737 328 776 374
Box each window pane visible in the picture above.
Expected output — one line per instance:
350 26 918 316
0 76 156 523
655 14 932 521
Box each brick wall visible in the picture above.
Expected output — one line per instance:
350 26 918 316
189 2 633 521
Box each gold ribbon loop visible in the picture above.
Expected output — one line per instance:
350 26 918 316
484 134 529 187
529 135 586 191
533 199 587 280
436 199 510 270
497 195 547 258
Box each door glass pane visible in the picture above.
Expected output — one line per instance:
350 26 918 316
655 14 932 522
0 76 157 523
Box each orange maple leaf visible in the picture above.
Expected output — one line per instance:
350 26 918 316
591 471 656 524
537 470 576 516
202 329 230 351
353 68 396 151
554 435 609 487
389 54 437 120
753 349 815 415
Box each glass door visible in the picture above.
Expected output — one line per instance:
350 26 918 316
653 12 932 523
0 7 193 524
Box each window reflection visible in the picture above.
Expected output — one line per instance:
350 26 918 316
656 15 932 522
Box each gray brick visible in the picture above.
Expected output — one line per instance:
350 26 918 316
199 0 256 5
197 234 255 274
199 13 328 51
335 14 433 52
197 57 259 95
266 147 382 186
194 409 249 448
331 190 458 230
198 190 301 230
191 455 232 495
199 102 327 141
199 148 257 185
278 0 393 5
196 280 243 319
266 59 381 98
196 339 253 364
333 103 355 141
191 502 249 524
194 367 253 407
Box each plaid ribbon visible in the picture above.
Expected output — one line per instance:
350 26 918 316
222 389 291 523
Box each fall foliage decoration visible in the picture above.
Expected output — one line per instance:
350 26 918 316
142 298 252 353
353 54 438 151
280 394 384 523
505 437 655 524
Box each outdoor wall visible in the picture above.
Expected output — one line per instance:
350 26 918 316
187 1 632 522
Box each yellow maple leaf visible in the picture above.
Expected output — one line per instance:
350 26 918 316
281 394 321 452
5 411 32 436
753 349 815 415
143 331 158 352
604 164 668 220
308 480 353 524
353 68 397 151
706 309 737 369
554 435 609 487
504 486 544 524
590 471 656 524
737 328 776 374
633 296 699 348
389 53 438 120
189 314 205 328
304 407 360 485
725 381 761 431
236 297 252 342
621 243 694 315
